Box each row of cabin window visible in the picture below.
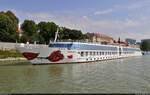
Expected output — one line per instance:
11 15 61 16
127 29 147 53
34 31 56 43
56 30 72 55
80 51 118 57
122 52 134 54
80 51 135 57
123 48 140 52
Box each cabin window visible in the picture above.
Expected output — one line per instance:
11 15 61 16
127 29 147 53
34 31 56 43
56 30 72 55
90 52 92 55
86 52 88 56
81 52 84 57
102 52 104 55
93 52 95 56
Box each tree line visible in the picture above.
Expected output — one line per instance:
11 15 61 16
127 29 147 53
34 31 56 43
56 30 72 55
0 10 87 44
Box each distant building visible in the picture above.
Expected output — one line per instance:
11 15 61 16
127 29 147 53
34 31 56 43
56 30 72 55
141 39 150 43
86 33 113 44
125 38 136 45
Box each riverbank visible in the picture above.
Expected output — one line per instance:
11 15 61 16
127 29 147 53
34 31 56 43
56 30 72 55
0 50 23 58
0 57 27 61
0 50 26 61
0 60 29 66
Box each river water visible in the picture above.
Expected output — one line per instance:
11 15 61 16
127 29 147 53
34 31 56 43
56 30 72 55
0 55 150 93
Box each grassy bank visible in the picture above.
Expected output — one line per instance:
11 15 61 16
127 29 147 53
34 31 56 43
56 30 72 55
0 50 24 59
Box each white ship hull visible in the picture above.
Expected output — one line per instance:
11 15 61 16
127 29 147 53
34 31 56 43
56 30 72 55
16 42 142 65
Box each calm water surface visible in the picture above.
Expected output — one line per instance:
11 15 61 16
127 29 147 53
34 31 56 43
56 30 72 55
0 55 150 93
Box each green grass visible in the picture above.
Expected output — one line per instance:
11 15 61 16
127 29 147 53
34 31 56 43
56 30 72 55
0 50 24 59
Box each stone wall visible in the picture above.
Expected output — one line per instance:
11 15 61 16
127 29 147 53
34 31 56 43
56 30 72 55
0 42 17 50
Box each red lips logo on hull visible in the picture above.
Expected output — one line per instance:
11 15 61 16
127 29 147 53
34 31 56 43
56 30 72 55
46 50 64 62
22 52 39 60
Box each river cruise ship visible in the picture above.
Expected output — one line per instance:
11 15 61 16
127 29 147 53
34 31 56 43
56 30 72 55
16 30 142 65
16 41 142 65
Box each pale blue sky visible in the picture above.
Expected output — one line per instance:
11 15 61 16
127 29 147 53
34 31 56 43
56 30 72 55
1 0 150 41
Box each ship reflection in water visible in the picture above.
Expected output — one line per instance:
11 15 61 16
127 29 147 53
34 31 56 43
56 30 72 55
0 55 150 93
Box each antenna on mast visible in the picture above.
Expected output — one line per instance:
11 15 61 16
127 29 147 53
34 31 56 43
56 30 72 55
54 28 59 43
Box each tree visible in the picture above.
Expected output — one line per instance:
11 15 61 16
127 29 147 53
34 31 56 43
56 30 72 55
21 20 38 43
6 11 19 33
82 34 88 39
60 27 86 40
0 10 19 42
20 34 28 43
140 41 150 51
21 20 38 36
38 21 58 44
60 27 71 39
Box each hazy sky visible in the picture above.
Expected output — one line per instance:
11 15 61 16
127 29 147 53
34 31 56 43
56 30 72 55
1 0 150 42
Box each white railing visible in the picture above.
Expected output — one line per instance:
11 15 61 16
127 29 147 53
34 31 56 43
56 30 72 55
16 43 48 49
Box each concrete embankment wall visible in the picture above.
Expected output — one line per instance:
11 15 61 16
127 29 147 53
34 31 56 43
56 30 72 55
0 42 17 50
0 42 48 50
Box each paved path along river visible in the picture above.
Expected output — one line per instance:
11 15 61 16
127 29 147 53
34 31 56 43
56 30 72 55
0 55 150 93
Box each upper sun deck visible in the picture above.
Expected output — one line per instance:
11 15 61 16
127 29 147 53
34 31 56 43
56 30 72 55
49 42 118 50
49 42 141 51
